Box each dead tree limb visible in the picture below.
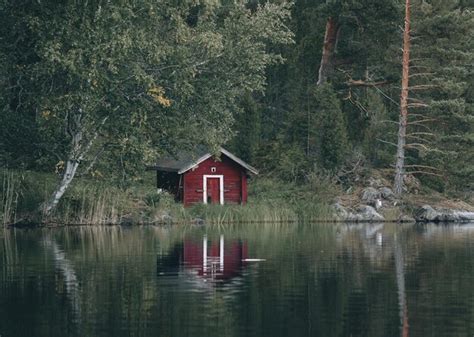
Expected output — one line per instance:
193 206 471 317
345 79 390 87
406 171 443 177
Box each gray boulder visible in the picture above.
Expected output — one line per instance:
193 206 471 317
398 214 416 223
354 205 385 222
414 205 440 222
454 211 474 221
332 202 349 218
379 187 395 200
414 205 474 222
361 187 381 204
333 203 385 222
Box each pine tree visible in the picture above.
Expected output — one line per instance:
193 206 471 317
394 0 412 196
400 0 474 193
314 84 350 170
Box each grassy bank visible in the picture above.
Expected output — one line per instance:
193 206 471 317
0 170 337 226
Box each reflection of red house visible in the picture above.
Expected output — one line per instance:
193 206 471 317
157 235 250 282
156 235 249 281
184 236 248 280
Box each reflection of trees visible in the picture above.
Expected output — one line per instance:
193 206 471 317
2 223 474 337
394 235 409 337
1 230 18 277
43 235 81 323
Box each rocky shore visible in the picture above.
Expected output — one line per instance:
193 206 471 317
332 177 474 223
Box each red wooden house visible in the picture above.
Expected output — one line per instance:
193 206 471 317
149 147 258 206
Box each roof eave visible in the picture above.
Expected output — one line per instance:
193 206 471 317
160 147 259 175
220 148 259 175
177 153 213 174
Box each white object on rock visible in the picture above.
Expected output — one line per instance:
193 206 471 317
375 199 382 210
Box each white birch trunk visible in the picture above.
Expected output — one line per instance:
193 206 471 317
43 158 80 216
42 113 107 217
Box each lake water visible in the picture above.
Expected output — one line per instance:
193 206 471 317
1 223 474 337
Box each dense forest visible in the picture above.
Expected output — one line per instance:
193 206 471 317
0 0 473 222
228 0 473 194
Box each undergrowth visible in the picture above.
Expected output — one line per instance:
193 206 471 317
1 169 338 225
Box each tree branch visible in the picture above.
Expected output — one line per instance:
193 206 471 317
406 170 443 177
377 138 398 147
345 79 390 87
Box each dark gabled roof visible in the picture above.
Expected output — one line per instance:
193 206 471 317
148 147 258 175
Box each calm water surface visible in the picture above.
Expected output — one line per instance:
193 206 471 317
1 223 474 337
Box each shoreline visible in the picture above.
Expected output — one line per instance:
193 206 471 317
6 217 474 229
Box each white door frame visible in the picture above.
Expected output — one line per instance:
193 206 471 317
203 175 224 205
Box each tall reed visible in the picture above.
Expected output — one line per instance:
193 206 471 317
57 183 131 225
154 201 334 225
1 171 21 227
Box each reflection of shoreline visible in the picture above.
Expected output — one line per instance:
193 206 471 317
417 223 474 239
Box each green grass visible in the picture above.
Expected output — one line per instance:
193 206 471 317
158 175 338 224
1 170 338 226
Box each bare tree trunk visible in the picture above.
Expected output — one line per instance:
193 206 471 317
317 17 340 86
394 0 411 196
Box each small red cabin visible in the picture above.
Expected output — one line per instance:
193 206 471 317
149 147 258 206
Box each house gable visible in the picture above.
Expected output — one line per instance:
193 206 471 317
183 154 245 206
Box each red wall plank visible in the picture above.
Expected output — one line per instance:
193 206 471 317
241 172 247 205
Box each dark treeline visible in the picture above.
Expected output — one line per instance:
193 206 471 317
0 0 473 215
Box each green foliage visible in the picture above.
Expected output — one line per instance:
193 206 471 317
313 84 350 170
256 139 310 183
0 0 293 181
227 93 261 163
361 90 395 167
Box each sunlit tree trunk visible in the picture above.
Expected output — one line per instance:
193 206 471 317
394 0 411 196
317 17 340 86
